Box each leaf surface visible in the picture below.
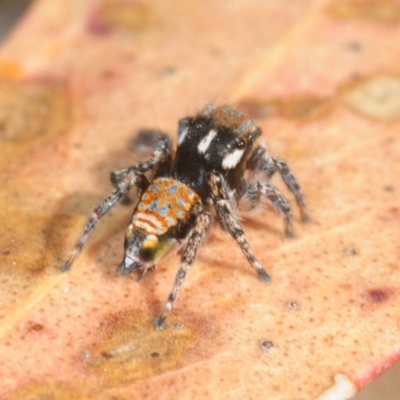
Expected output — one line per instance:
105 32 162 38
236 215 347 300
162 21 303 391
0 1 400 399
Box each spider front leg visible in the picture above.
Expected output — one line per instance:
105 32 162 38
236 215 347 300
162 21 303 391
155 211 212 330
247 146 310 222
239 181 294 238
60 139 171 272
110 134 172 186
208 172 271 283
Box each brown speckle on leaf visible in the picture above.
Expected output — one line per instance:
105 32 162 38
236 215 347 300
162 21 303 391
288 300 301 310
345 247 358 257
367 289 391 304
260 340 274 352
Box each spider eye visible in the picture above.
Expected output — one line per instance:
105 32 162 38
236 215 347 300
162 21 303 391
236 139 245 149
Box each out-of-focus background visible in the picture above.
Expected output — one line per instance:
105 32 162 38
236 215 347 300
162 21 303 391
0 0 31 40
0 1 398 399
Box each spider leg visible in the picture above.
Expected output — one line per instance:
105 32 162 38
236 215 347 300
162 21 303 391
208 172 271 283
60 141 171 272
110 134 172 186
247 146 310 222
155 211 212 330
239 181 294 238
136 264 156 282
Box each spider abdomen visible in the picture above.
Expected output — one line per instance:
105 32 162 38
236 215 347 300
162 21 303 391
117 177 202 275
132 177 202 236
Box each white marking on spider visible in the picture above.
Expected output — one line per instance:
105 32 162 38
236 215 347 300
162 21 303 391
178 127 189 145
197 129 217 154
222 149 244 169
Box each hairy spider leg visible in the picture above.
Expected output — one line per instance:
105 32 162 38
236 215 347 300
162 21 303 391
240 181 294 238
247 146 310 222
155 210 213 330
208 172 271 283
110 135 172 186
60 141 171 272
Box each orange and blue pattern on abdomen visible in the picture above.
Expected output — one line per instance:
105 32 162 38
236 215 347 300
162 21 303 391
132 177 202 235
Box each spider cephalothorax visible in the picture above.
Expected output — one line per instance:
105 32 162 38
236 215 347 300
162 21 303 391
61 104 309 329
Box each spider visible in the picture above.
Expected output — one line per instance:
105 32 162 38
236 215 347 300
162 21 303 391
61 104 309 330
